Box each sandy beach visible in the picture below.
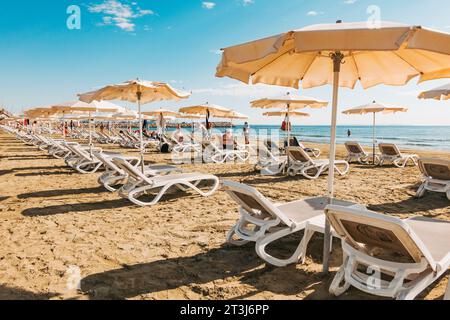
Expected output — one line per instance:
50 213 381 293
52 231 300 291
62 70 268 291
0 131 449 300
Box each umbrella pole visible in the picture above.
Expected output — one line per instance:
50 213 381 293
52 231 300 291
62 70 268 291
137 89 145 173
372 112 376 165
323 51 344 274
89 111 93 156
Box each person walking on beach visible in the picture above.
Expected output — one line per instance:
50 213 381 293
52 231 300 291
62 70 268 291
243 122 250 145
347 129 352 138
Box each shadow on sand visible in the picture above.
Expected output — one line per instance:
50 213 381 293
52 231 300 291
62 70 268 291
18 186 108 199
368 192 450 215
0 284 59 300
80 233 354 300
22 198 132 217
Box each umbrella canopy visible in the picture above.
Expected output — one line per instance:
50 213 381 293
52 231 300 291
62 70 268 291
263 110 310 117
79 80 191 172
179 103 232 117
51 100 121 113
418 83 450 100
342 102 407 115
142 108 180 117
251 94 328 110
216 20 450 273
177 113 204 120
79 80 191 104
217 21 450 89
343 101 408 164
221 110 249 120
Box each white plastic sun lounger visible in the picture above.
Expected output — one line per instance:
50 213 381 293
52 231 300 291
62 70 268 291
378 143 418 167
223 180 360 267
286 147 350 179
254 142 287 175
416 157 450 200
63 142 104 174
325 205 450 300
345 141 380 164
93 151 181 192
113 157 220 206
202 141 250 164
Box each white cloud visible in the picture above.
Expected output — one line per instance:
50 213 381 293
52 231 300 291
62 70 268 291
202 2 216 9
192 83 291 98
307 11 324 16
344 0 357 4
88 0 154 32
242 0 254 6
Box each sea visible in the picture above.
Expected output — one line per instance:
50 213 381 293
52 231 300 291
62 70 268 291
165 125 450 152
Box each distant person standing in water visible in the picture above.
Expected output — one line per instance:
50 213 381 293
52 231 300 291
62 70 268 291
243 122 250 145
347 129 352 138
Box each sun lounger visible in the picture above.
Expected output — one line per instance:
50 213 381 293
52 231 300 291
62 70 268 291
286 147 350 179
202 141 250 164
416 158 450 200
254 142 287 175
112 157 220 206
223 180 360 267
62 142 104 174
289 137 321 158
93 151 181 192
345 141 380 164
379 143 418 167
325 205 450 300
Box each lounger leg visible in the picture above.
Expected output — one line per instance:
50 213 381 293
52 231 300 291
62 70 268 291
300 229 316 264
255 226 308 267
395 272 436 300
226 227 250 246
329 256 351 296
446 190 450 201
445 279 450 300
416 182 427 198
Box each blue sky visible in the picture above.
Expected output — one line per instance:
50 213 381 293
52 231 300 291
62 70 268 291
0 0 449 125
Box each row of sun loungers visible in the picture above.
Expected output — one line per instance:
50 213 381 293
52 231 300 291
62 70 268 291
1 124 448 300
345 141 419 167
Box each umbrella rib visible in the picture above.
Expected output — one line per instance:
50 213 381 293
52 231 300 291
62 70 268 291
392 51 423 74
299 52 321 85
250 50 292 81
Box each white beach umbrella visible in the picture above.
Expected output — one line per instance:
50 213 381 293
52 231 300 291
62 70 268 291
51 101 121 143
179 103 233 133
418 83 450 100
343 101 408 164
216 20 450 272
79 80 191 172
251 93 328 149
263 110 310 118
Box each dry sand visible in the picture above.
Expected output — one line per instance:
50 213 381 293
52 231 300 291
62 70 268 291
0 131 449 300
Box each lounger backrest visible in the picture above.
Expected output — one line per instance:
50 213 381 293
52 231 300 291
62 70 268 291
264 139 279 151
222 180 294 227
418 158 450 181
112 157 153 185
286 146 312 163
345 141 364 154
325 205 436 268
379 143 401 157
93 151 122 174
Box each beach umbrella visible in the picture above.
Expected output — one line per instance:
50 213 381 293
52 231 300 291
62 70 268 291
418 83 450 100
251 93 327 149
177 113 204 133
179 103 233 134
52 101 121 145
79 80 191 172
216 20 450 273
263 110 310 118
217 110 249 128
342 101 407 164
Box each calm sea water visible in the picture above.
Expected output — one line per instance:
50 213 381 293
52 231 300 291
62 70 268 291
166 125 450 152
